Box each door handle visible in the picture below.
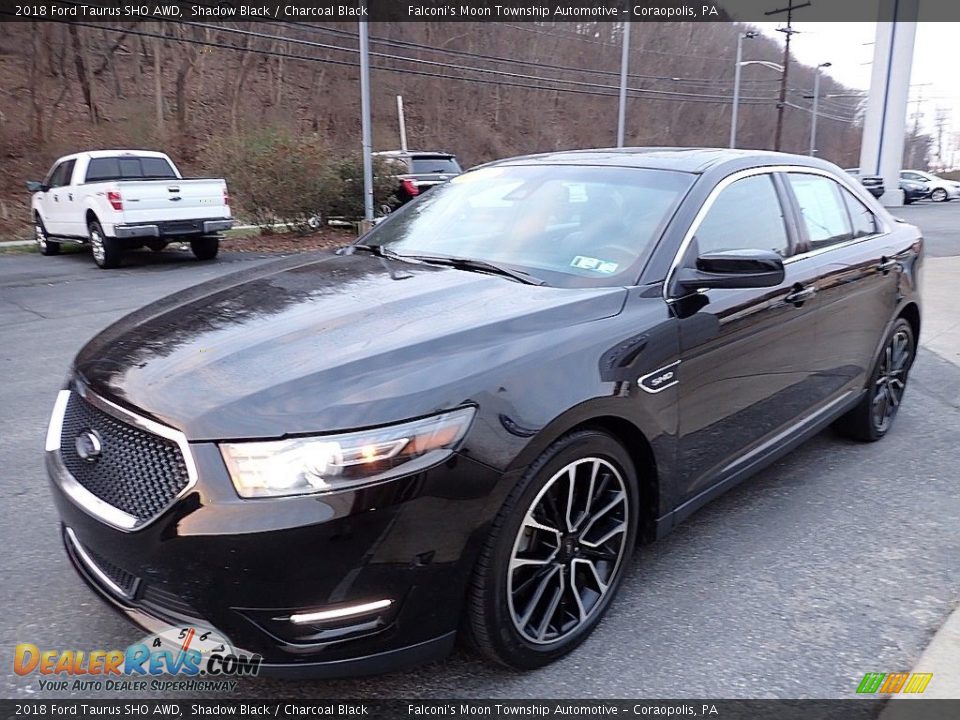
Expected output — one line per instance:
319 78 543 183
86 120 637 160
784 284 817 306
68 193 73 201
53 194 59 202
877 257 898 274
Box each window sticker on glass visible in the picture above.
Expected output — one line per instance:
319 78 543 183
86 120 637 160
571 256 619 274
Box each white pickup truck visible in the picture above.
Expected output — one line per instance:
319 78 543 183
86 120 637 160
27 150 232 268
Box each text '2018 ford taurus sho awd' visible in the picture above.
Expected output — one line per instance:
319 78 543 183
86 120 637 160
46 148 922 676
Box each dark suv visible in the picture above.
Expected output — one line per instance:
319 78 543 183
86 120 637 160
374 150 462 205
46 148 922 677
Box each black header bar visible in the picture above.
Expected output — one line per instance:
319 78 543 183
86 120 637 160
1 0 957 23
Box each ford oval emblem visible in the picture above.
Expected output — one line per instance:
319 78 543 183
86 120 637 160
75 430 103 462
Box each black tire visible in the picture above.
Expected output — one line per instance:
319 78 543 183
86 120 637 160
89 220 122 269
833 318 916 442
467 429 639 669
35 216 60 256
190 237 219 261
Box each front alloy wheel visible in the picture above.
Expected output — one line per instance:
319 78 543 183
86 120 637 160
467 429 639 669
36 218 59 256
931 187 948 202
507 457 629 644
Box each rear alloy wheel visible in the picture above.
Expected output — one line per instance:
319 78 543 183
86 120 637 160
834 318 915 441
190 237 219 261
931 187 948 202
467 430 639 669
35 217 60 256
89 220 122 269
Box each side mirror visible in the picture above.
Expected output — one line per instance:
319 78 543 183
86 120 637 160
675 249 786 291
26 181 45 193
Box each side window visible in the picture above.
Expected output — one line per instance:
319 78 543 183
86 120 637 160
694 174 789 257
48 161 75 189
841 189 878 238
57 160 75 188
787 174 853 249
43 162 61 187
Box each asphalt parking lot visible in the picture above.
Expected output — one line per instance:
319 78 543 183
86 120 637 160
1 202 959 700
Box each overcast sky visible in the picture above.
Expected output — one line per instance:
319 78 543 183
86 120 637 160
753 21 959 156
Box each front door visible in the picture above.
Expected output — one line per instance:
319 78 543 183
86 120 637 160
669 171 823 503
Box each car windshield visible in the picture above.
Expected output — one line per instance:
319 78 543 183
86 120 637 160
365 164 693 287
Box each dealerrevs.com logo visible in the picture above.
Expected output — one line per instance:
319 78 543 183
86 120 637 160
14 625 262 692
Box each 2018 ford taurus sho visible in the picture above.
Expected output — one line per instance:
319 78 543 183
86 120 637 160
45 148 922 676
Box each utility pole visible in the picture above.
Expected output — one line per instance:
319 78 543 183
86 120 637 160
907 86 927 167
358 18 373 224
934 108 950 170
808 61 831 156
617 20 631 148
765 0 810 151
730 31 759 149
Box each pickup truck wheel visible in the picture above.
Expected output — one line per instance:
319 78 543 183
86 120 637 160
35 218 60 256
190 237 219 261
89 221 122 269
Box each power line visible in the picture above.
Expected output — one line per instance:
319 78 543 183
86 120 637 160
151 19 783 104
265 20 783 89
26 18 780 107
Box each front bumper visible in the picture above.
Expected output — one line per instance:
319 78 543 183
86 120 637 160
46 416 501 676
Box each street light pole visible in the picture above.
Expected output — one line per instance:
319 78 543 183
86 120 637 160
358 18 373 223
730 31 758 149
809 62 832 156
617 20 631 148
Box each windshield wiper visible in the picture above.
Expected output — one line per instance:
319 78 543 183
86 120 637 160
397 254 546 285
340 243 404 260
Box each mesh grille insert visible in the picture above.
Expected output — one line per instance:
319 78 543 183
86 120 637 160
59 393 190 523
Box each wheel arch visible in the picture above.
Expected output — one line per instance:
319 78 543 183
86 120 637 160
85 208 101 228
504 407 663 545
575 415 660 544
898 301 921 345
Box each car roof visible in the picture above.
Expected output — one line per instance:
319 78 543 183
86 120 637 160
56 149 171 163
483 147 838 174
373 150 457 158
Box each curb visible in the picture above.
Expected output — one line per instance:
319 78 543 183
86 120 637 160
0 240 33 248
876 605 960 719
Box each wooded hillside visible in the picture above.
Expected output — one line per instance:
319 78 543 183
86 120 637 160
0 21 878 236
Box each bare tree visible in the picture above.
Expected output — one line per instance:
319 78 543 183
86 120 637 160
68 24 100 124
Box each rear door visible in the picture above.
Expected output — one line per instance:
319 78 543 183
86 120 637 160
784 172 900 399
671 170 823 502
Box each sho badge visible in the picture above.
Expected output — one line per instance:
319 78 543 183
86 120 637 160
637 361 681 394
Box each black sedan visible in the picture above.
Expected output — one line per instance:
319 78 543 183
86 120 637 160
46 148 922 676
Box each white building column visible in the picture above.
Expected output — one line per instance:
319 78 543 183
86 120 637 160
858 0 919 207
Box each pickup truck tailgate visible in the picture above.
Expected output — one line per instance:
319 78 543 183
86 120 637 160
114 179 229 224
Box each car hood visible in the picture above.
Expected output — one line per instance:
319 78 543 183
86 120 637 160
74 252 627 440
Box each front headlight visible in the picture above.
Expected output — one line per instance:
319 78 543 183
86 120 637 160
220 407 475 498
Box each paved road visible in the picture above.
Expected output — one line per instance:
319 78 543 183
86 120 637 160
1 207 958 700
